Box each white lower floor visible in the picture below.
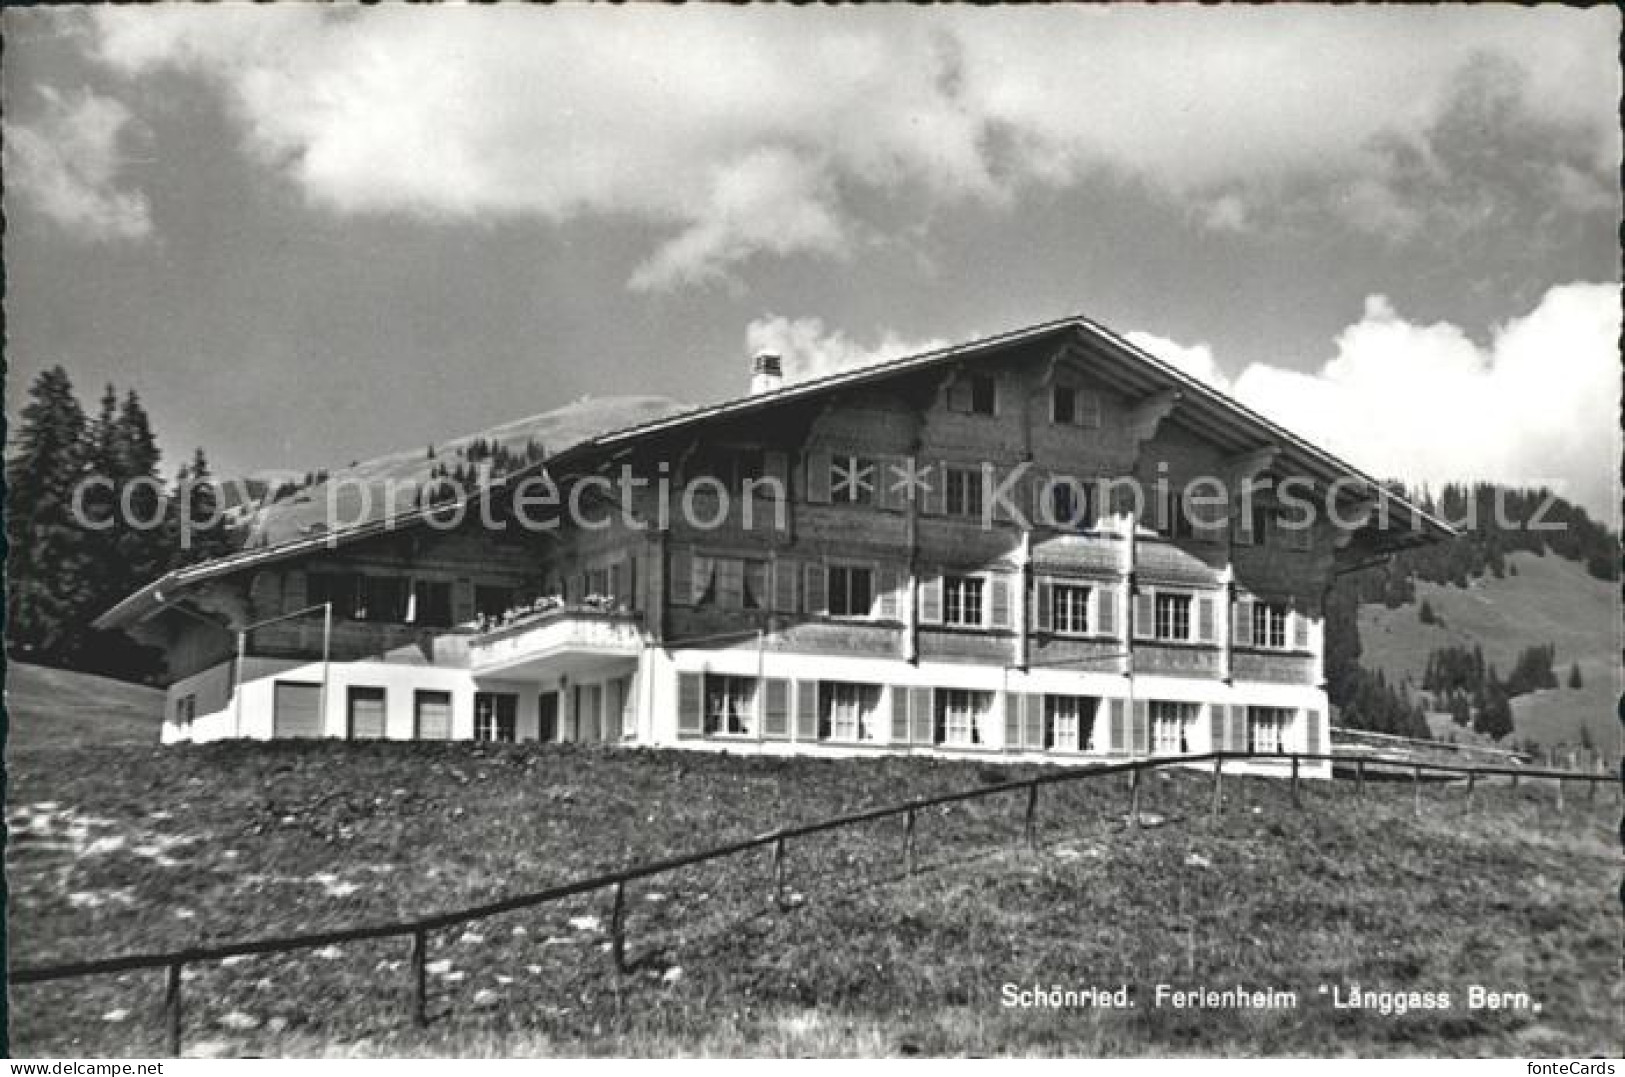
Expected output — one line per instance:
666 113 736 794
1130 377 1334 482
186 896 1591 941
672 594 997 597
163 643 1332 777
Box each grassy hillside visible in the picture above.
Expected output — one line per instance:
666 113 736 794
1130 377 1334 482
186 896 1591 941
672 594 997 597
240 394 689 547
1357 551 1618 753
5 662 165 752
7 738 1614 1058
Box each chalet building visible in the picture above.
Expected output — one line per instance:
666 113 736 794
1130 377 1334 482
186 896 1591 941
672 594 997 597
98 315 1449 775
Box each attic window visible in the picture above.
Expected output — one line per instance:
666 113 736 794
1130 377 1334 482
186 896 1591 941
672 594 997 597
1052 386 1100 428
969 375 997 415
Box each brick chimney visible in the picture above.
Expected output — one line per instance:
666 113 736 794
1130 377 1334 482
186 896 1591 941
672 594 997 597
750 352 784 395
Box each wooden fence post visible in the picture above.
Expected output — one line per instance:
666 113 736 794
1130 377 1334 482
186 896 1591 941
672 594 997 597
164 961 183 1057
610 882 628 974
904 808 917 875
1210 758 1223 818
1290 755 1301 808
1023 782 1040 850
411 929 429 1027
1130 767 1142 827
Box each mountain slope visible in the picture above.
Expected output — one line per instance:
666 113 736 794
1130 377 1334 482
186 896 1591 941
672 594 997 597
1357 551 1617 752
5 662 166 751
240 394 689 547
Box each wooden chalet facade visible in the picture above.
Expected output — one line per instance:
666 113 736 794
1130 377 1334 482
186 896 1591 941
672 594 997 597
98 316 1450 775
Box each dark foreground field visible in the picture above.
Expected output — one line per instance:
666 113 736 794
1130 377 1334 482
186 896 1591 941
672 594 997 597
7 732 1618 1057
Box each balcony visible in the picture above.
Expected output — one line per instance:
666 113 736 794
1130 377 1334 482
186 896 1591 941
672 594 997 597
468 602 645 678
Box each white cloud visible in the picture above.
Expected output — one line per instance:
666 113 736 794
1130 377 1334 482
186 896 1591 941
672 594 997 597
3 87 151 241
1134 284 1621 520
84 6 1618 286
1123 332 1231 391
745 315 946 384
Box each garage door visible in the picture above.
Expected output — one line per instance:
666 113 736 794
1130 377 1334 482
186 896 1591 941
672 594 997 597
415 690 453 740
348 686 387 740
272 681 324 739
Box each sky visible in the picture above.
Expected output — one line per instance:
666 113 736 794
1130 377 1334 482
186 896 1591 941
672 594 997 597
4 5 1620 518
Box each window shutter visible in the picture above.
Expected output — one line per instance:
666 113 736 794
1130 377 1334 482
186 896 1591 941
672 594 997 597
1108 698 1126 754
676 673 703 738
795 680 819 741
1227 704 1246 753
763 678 790 738
1208 703 1224 755
1134 589 1155 639
1197 595 1216 643
1234 596 1254 646
691 555 716 605
947 379 973 413
804 563 828 616
873 456 898 511
1078 390 1101 429
1004 692 1021 752
875 567 899 620
1293 607 1311 650
989 466 1016 524
1031 471 1050 525
989 575 1011 628
890 687 910 743
805 450 832 503
668 549 692 606
1033 578 1053 631
1303 709 1322 757
923 461 947 515
1023 693 1045 751
1097 584 1117 636
910 687 934 745
919 574 943 624
1132 699 1150 754
762 450 789 495
772 558 798 613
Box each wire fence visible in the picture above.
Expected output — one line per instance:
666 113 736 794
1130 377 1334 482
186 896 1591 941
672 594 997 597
10 750 1616 1055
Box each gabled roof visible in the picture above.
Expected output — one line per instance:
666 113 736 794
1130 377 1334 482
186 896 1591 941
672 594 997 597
96 313 1455 630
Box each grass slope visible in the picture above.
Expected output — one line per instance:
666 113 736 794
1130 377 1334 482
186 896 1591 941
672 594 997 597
242 394 689 547
1357 551 1619 752
7 740 1615 1058
5 662 165 752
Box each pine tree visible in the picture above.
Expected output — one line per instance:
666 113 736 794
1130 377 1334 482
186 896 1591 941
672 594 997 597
1568 662 1583 689
110 390 168 589
5 367 93 662
167 447 234 568
1418 598 1437 625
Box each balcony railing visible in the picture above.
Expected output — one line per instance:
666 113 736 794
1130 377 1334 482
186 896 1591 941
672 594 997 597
468 602 645 672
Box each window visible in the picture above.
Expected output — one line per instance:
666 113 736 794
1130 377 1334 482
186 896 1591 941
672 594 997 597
830 455 878 505
1160 490 1199 540
1046 479 1092 529
1252 602 1289 649
969 375 997 415
934 689 992 747
1154 592 1192 641
307 572 359 618
348 686 387 740
1151 701 1199 755
819 682 883 742
475 584 515 619
586 567 611 600
742 559 769 610
474 692 517 742
415 690 453 740
1044 695 1098 752
1247 706 1293 754
703 675 756 736
1053 584 1092 635
175 695 197 728
1233 503 1271 546
943 575 985 627
828 564 875 618
1051 386 1100 428
690 447 763 495
944 465 984 518
412 580 453 627
358 576 409 622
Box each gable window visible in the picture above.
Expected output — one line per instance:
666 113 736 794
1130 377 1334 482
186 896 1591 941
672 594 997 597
703 674 756 736
934 688 992 747
1046 479 1093 529
819 682 883 743
943 575 985 627
1234 502 1271 546
830 455 878 505
1053 583 1092 635
944 465 984 519
1050 386 1099 428
1247 706 1293 754
1153 592 1192 641
1044 694 1098 752
1150 700 1198 755
828 564 875 618
1252 602 1289 650
969 375 997 415
474 692 517 742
